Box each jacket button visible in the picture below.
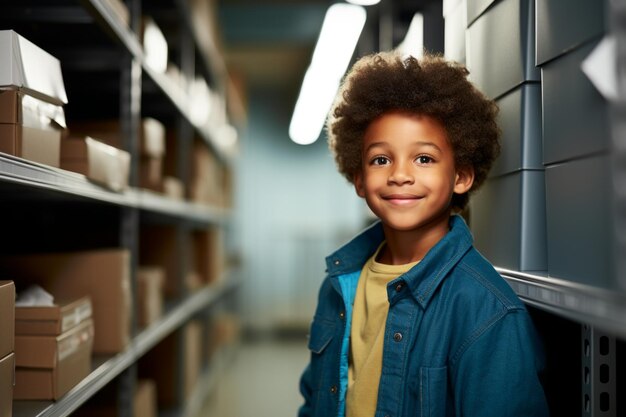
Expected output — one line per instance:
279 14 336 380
334 259 341 265
395 282 404 292
339 311 345 319
393 332 403 342
330 385 338 394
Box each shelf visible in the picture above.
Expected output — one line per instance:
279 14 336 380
137 190 230 226
79 0 235 164
0 153 134 206
0 153 229 226
498 267 626 337
12 276 240 417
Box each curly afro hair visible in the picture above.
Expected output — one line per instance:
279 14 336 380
327 51 500 210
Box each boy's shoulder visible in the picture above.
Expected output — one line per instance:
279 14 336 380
447 246 526 311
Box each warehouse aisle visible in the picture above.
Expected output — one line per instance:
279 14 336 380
196 336 310 417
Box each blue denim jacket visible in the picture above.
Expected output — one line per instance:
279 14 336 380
298 215 549 417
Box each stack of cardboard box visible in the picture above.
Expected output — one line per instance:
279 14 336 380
0 281 15 417
0 249 132 355
14 296 94 400
0 30 68 167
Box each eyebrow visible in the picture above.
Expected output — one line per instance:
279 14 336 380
364 140 442 153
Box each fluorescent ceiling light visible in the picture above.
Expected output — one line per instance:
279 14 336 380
397 13 424 59
346 0 381 5
289 3 366 145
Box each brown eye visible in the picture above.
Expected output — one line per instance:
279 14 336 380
371 156 390 166
416 155 433 164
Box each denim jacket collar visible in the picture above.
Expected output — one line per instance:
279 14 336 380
325 215 474 309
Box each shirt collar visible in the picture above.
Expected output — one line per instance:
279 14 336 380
326 215 474 309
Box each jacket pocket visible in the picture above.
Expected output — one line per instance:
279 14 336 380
308 318 334 353
419 366 448 417
307 318 335 391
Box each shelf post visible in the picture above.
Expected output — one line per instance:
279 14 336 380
117 0 142 416
611 0 626 291
581 325 617 417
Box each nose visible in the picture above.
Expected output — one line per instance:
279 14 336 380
388 161 414 185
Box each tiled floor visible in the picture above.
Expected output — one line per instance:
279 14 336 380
196 336 310 417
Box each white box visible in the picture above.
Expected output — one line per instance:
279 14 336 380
0 30 68 105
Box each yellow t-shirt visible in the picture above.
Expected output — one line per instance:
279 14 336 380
346 244 419 417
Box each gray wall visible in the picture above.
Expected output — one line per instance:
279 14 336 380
232 88 366 331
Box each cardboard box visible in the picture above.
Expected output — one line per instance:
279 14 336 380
163 176 184 200
139 155 163 191
137 267 164 328
140 226 179 297
191 228 224 287
207 313 239 361
190 139 223 206
184 321 202 399
0 124 61 167
142 17 168 74
0 353 14 417
61 136 130 192
138 321 202 407
0 250 131 354
138 332 177 407
68 118 166 158
134 379 157 417
0 88 66 129
0 30 68 105
15 296 92 336
0 281 15 359
14 319 93 400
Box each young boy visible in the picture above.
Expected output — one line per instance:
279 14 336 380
298 52 549 417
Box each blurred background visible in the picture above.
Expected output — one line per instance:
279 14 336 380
1 1 625 417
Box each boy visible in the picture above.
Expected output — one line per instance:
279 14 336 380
298 52 549 417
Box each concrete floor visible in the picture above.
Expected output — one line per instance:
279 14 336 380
196 336 310 417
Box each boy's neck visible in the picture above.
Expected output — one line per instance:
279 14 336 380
377 214 451 265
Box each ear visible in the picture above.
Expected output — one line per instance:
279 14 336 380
353 171 366 198
453 166 474 195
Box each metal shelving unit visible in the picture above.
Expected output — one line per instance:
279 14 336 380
2 1 238 416
12 276 239 417
0 153 228 227
498 268 626 338
80 0 235 164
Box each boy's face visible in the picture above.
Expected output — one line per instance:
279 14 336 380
354 112 473 234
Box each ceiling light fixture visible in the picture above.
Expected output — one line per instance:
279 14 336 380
397 13 424 59
346 0 381 5
289 3 366 145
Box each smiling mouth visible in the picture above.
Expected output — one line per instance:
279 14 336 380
382 194 423 205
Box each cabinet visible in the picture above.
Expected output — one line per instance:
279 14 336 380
0 1 240 416
444 0 626 415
